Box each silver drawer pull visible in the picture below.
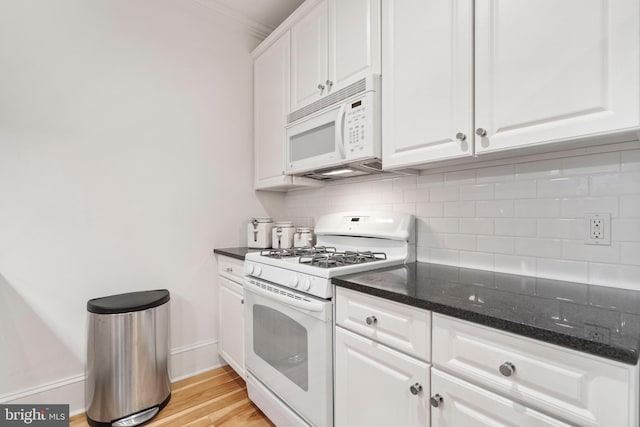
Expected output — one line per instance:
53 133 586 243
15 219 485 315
499 362 516 377
365 316 377 325
225 267 233 273
409 383 422 395
430 394 443 407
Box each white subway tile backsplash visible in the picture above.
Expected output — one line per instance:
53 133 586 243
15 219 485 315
283 148 640 290
417 173 444 187
515 199 561 217
430 185 460 202
494 180 537 199
562 152 620 176
494 218 537 237
476 165 515 183
620 195 640 218
459 251 495 270
537 177 589 198
560 197 619 218
562 240 620 264
445 234 477 251
427 248 460 266
477 236 515 254
403 188 430 203
590 172 640 196
621 149 640 172
444 169 476 185
515 238 562 258
611 219 640 242
620 243 640 266
430 218 460 233
537 258 588 283
515 159 562 180
588 263 640 291
460 184 494 201
476 200 514 217
459 218 494 235
444 201 476 217
537 219 584 239
494 254 537 276
416 202 443 217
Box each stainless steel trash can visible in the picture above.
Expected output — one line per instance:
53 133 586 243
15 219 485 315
86 290 171 427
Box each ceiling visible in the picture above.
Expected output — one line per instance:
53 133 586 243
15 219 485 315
209 0 305 34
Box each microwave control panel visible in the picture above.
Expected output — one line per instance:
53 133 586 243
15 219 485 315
345 98 372 157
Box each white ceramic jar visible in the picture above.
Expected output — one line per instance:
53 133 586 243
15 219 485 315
293 227 314 248
247 217 274 248
272 221 295 249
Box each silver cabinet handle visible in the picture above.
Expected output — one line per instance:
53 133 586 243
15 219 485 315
241 299 244 304
499 362 516 377
317 83 325 91
326 80 333 88
430 394 444 407
365 316 377 325
225 267 233 273
409 383 423 395
455 132 466 142
476 128 487 137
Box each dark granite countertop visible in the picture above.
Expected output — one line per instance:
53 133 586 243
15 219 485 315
333 262 640 365
213 247 257 261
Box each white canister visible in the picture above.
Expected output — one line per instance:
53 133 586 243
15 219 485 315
247 217 274 248
272 221 295 249
293 227 314 248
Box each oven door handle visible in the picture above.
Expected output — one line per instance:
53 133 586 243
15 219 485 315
244 279 326 313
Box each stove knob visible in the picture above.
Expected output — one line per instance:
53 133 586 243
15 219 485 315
244 263 254 275
254 266 263 277
301 278 311 291
291 276 300 288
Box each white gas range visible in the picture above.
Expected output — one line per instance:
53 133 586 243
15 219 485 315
243 211 414 427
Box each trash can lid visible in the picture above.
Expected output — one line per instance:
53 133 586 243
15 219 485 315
87 289 170 314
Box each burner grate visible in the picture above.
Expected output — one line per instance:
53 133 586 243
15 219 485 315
299 251 387 268
260 246 337 259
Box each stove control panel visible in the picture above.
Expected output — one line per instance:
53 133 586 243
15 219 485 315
244 261 332 299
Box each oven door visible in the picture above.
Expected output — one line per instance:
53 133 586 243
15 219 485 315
285 101 347 175
244 278 333 427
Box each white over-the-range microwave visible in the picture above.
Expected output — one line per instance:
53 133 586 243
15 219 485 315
285 74 382 180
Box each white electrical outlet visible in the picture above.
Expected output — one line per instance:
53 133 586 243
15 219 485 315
584 213 611 245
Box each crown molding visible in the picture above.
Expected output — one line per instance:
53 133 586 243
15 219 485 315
192 0 275 39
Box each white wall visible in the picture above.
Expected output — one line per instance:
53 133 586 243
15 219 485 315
0 0 284 412
283 145 640 290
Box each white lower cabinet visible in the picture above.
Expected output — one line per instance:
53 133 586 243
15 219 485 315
431 368 570 427
217 255 245 377
334 326 429 427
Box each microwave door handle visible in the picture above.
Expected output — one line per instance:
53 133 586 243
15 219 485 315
335 103 347 158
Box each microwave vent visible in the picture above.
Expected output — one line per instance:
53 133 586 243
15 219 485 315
359 160 383 171
287 78 367 124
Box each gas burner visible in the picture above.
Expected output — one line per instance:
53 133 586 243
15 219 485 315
260 246 337 259
299 251 387 268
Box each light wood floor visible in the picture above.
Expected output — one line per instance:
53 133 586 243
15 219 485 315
70 366 274 427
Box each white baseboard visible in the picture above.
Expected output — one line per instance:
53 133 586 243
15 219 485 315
0 339 224 416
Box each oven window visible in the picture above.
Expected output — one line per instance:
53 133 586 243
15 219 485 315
290 122 335 162
253 305 309 391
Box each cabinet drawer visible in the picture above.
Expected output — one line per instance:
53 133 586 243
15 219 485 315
335 287 430 361
432 314 638 427
217 256 244 284
431 368 570 427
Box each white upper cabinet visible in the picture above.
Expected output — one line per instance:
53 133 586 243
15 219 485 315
290 0 380 113
382 0 474 169
475 0 640 154
383 0 640 169
254 32 322 191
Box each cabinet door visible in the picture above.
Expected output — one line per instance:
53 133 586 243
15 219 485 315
475 0 640 154
290 0 328 112
382 0 473 169
254 33 289 189
335 326 429 427
218 277 244 377
328 0 380 91
431 369 571 427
